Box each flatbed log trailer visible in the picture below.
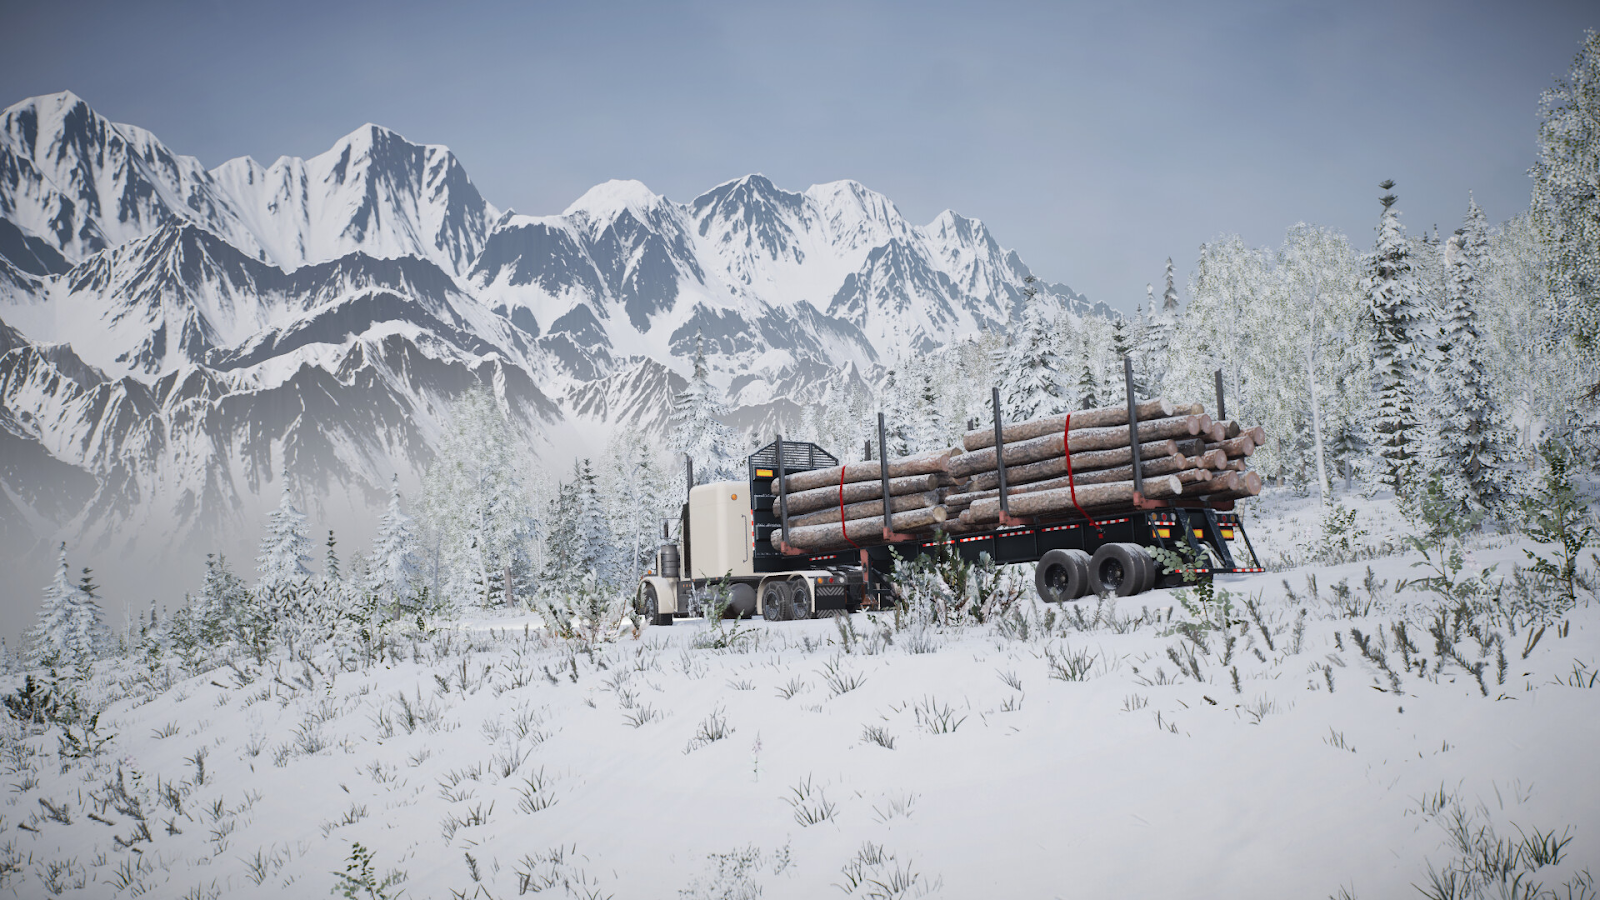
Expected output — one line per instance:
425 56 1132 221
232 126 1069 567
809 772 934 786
636 365 1264 625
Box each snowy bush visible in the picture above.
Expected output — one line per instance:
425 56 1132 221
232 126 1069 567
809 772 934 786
534 573 639 645
887 542 1020 628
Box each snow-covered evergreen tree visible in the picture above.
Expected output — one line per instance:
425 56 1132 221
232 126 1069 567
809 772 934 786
1531 29 1600 389
877 365 917 457
256 474 314 594
198 553 249 643
25 544 109 665
599 432 675 587
997 276 1066 420
1363 181 1425 494
323 530 341 586
1421 196 1515 515
1162 258 1180 314
907 368 949 452
368 475 420 608
539 460 613 594
670 332 741 483
420 388 535 608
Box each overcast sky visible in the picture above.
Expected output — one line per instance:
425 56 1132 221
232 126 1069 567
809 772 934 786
4 0 1596 311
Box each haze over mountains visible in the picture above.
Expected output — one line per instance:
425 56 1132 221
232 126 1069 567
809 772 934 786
0 90 1102 630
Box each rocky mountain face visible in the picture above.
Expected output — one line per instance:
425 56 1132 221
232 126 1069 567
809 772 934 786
0 91 1100 621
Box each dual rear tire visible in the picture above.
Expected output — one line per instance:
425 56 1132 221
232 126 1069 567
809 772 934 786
760 579 811 621
1035 543 1157 602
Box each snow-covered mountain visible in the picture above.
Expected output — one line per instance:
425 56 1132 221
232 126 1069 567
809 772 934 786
0 91 1101 622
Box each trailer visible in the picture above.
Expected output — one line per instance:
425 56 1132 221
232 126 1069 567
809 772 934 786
636 371 1264 625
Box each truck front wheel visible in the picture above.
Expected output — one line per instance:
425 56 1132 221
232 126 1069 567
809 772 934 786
644 583 672 626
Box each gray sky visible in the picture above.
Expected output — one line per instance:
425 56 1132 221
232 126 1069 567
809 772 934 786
3 0 1596 311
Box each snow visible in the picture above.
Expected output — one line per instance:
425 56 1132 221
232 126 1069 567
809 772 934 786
3 491 1597 898
561 178 670 223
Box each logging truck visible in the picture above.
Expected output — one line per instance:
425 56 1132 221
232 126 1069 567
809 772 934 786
636 369 1265 625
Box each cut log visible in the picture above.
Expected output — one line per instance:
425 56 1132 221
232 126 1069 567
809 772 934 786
959 475 1185 526
1218 419 1243 439
1173 467 1214 486
770 448 960 494
1173 438 1207 457
947 453 1213 508
788 491 941 528
1205 435 1257 458
781 473 952 515
960 399 1176 451
785 506 948 551
1247 426 1266 445
1203 470 1263 500
967 439 1183 492
949 415 1210 478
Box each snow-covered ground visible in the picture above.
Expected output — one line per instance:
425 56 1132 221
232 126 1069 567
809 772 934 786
3 490 1597 899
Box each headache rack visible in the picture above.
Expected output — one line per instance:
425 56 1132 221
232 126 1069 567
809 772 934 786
748 439 838 571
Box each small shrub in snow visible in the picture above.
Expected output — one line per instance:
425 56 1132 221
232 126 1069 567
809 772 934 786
684 708 733 754
785 774 837 826
1517 438 1598 609
1044 643 1100 682
861 724 896 749
819 657 868 696
835 842 938 899
332 840 406 900
515 768 557 813
889 544 1019 627
910 696 966 734
513 845 606 897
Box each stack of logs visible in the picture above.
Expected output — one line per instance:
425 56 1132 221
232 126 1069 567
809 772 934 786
768 400 1265 552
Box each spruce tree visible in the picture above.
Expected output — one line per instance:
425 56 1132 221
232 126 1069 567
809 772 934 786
28 544 79 666
1363 181 1424 494
670 332 740 483
420 388 535 607
1531 29 1600 387
70 566 110 660
368 475 420 609
1162 258 1181 314
1423 197 1514 515
323 531 341 586
998 276 1066 420
257 474 314 593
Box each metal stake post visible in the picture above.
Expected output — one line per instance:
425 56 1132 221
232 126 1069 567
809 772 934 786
775 435 791 548
1214 369 1227 421
877 413 895 535
992 387 1009 519
1124 357 1143 500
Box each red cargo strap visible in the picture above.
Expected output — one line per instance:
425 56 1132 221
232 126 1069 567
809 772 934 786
1063 413 1104 536
840 465 861 549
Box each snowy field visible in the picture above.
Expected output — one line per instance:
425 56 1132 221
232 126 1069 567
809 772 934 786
3 489 1597 900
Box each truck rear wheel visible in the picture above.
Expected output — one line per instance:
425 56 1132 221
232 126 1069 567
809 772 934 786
1035 549 1091 603
787 578 813 620
1089 543 1148 597
761 581 790 621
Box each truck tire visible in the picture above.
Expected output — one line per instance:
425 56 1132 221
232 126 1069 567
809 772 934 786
1129 545 1157 594
787 578 814 620
1035 549 1091 603
643 583 672 627
761 581 790 621
1089 543 1144 597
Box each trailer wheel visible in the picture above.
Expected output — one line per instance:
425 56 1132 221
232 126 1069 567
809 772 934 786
760 581 790 621
643 584 672 627
1088 544 1145 597
1035 549 1091 602
1128 545 1157 594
